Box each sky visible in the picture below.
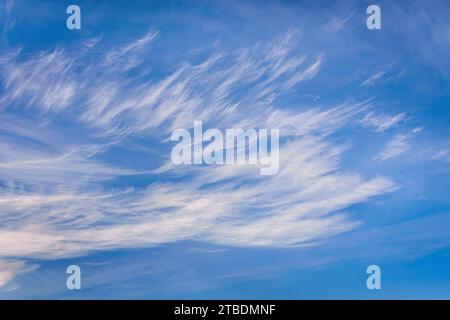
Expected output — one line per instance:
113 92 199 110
0 0 449 299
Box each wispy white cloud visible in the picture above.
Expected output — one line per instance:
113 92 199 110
0 30 398 286
432 148 450 162
0 260 37 290
283 55 324 90
324 13 354 32
360 112 406 132
1 0 15 36
375 134 410 161
0 49 77 112
375 127 423 161
361 71 386 87
103 30 158 72
0 260 22 288
360 69 406 87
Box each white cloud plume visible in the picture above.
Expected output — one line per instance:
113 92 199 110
432 148 450 162
0 260 37 290
375 134 410 161
375 128 423 161
360 112 406 132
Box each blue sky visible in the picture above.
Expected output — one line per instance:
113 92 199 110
0 0 449 299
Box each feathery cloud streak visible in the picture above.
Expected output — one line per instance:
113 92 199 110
0 29 398 287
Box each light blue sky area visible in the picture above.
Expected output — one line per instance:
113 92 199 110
0 0 449 298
